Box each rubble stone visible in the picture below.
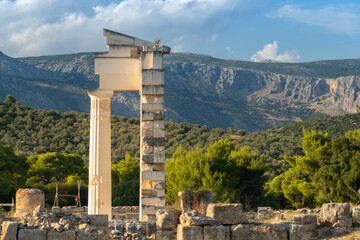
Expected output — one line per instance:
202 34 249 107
180 210 220 226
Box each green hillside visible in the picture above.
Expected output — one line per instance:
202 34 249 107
0 95 359 177
0 95 232 165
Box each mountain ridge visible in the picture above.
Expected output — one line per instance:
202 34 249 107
0 51 358 132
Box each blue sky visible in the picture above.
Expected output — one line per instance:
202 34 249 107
0 0 359 62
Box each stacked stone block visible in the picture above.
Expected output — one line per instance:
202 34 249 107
140 48 166 220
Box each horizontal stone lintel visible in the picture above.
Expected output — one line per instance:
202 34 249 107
142 153 166 163
142 137 165 146
141 171 165 181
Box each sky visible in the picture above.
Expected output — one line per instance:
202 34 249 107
0 0 359 62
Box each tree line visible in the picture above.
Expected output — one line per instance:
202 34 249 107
1 95 360 209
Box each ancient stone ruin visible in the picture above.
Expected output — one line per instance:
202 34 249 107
1 188 359 239
2 30 360 240
88 29 170 221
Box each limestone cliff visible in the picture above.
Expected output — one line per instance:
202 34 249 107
0 51 359 132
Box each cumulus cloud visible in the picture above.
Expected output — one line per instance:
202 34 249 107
267 4 360 35
250 41 300 63
0 0 262 57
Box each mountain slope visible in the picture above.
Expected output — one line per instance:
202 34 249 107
0 51 358 132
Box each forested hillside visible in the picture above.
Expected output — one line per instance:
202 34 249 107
1 95 359 177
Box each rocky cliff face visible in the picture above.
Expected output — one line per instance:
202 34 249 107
0 52 358 132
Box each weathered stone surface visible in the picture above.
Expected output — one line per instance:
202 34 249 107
18 229 46 240
142 85 164 95
290 224 317 240
141 171 165 181
180 210 220 226
204 225 230 240
146 222 157 238
177 224 203 240
142 137 165 146
142 69 165 85
156 209 180 231
153 181 166 189
142 111 164 121
142 153 165 163
206 203 244 225
322 203 352 228
1 221 18 240
126 222 146 238
15 188 45 214
88 214 108 227
231 224 288 240
293 214 317 225
156 230 174 240
179 190 214 214
48 230 76 240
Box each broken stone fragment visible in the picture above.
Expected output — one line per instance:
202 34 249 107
180 210 220 226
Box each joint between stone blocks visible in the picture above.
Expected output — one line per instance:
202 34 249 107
142 111 164 121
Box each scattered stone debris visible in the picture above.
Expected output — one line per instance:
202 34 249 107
1 189 360 240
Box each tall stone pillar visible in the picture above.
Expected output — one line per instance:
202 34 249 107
140 49 166 221
88 89 114 220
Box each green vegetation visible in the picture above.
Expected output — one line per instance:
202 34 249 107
266 129 360 209
1 95 360 209
0 95 233 165
0 144 27 202
25 152 88 206
112 154 140 206
235 113 360 178
165 139 267 209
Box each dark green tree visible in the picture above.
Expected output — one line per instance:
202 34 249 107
0 145 28 202
165 139 267 208
111 154 140 206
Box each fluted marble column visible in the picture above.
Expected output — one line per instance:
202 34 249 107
88 89 113 220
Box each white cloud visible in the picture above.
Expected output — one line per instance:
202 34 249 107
0 0 263 57
267 4 360 35
250 41 300 63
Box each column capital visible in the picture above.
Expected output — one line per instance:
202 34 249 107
88 89 114 98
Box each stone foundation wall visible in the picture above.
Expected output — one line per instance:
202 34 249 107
1 203 357 240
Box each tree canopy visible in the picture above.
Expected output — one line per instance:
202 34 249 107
165 139 267 209
266 129 360 209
